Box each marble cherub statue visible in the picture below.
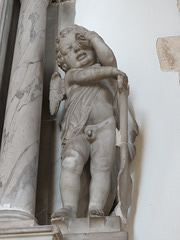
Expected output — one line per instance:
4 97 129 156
49 25 138 221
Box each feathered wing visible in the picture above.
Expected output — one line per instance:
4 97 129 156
49 72 66 115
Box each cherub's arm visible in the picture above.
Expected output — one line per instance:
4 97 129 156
66 66 126 85
88 32 117 67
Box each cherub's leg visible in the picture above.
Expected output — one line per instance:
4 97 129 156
58 135 89 218
88 120 116 216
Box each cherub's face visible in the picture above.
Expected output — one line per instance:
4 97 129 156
59 31 96 69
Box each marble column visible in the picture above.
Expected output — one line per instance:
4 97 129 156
0 0 19 149
0 0 49 221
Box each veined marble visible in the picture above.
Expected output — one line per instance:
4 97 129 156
0 0 48 221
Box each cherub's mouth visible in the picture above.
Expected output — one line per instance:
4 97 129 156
76 52 86 61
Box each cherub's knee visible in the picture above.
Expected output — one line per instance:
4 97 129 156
91 156 114 173
62 151 85 175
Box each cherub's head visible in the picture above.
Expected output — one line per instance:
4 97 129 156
55 25 96 71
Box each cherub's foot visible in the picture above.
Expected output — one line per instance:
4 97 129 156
51 207 76 222
88 208 104 217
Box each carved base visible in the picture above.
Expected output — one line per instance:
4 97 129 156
63 231 128 240
0 225 62 240
0 219 37 228
0 209 37 221
52 216 128 240
52 216 122 234
0 217 128 240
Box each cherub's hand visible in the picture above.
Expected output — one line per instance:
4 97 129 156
84 30 103 43
75 32 90 49
111 68 127 80
75 27 103 49
117 72 129 93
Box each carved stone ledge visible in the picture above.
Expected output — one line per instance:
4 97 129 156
64 231 128 240
52 216 121 234
0 225 62 240
51 216 128 240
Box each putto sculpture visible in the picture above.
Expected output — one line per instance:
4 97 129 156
49 25 138 222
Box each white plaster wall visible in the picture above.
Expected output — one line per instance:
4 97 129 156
75 0 180 240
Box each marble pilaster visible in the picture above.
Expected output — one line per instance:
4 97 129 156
0 0 19 147
0 0 49 222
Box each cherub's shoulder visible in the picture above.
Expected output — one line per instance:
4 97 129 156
65 68 80 78
65 68 85 84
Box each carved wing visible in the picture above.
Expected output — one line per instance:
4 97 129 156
49 72 66 115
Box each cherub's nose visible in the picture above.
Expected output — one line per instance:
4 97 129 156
73 44 80 53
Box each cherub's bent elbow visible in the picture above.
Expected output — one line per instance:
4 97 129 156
99 50 117 67
107 56 117 67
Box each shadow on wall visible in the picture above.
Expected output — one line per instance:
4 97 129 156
35 3 60 225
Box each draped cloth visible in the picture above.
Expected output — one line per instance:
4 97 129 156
61 84 99 146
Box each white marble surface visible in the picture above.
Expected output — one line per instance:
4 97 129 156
0 0 48 220
51 216 126 240
0 0 15 144
52 216 121 234
0 225 62 240
0 219 37 228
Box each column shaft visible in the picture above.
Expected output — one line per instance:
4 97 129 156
0 0 48 221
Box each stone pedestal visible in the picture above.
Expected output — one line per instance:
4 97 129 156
0 225 62 240
63 231 127 240
53 216 128 240
0 217 127 240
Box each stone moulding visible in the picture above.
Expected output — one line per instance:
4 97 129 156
51 216 128 240
63 232 128 240
52 216 121 234
0 225 62 240
0 209 37 221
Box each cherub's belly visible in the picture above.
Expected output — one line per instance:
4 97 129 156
86 89 115 125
